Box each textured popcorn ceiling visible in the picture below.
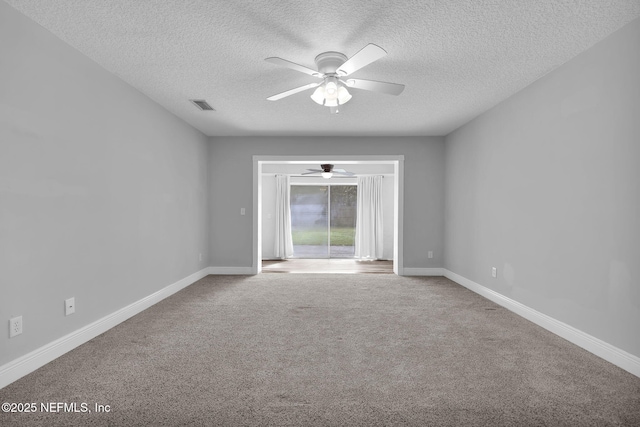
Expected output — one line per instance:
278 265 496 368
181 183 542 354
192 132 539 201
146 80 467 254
5 1 640 136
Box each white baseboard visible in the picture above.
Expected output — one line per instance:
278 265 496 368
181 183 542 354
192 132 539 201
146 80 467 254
402 267 444 276
0 267 210 390
207 266 254 275
443 269 640 378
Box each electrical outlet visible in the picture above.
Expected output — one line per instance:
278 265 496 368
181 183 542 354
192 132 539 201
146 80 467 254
491 267 497 278
9 316 22 338
199 253 202 262
240 208 246 216
65 298 75 316
428 251 433 259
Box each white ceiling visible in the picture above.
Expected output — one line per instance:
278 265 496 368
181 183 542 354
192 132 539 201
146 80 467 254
6 1 639 137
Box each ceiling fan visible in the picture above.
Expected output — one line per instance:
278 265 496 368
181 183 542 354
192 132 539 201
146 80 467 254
301 164 355 179
265 44 405 114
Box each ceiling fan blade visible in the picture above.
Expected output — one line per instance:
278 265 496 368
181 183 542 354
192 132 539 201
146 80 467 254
344 78 405 96
337 43 387 76
333 168 354 174
265 57 323 77
301 171 321 175
267 82 321 101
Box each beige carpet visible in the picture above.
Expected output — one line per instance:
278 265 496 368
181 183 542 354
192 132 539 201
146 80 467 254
1 274 639 426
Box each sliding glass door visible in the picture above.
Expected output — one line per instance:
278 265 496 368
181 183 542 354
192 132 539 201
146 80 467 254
329 185 357 257
290 184 357 258
290 186 329 258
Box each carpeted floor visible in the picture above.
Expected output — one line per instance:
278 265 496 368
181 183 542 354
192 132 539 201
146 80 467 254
1 274 639 426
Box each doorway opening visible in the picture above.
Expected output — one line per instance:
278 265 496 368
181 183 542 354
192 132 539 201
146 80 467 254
253 156 404 275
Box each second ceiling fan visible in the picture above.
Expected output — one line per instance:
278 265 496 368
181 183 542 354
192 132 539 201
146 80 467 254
265 44 404 114
302 164 355 179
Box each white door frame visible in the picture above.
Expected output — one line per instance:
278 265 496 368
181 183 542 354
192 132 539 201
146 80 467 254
252 155 404 275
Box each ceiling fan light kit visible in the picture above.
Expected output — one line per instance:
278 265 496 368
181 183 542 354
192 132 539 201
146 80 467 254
310 77 352 108
320 163 333 179
266 44 404 114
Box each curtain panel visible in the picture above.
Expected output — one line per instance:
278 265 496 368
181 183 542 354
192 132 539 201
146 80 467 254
274 174 294 258
354 175 383 259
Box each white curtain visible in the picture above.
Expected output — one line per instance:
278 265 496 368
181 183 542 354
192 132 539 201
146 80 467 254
274 174 293 259
354 175 383 259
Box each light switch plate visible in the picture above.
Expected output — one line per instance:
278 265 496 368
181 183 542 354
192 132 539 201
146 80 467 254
65 298 75 316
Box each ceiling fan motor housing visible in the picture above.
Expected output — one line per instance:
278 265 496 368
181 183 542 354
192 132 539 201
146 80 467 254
321 164 334 172
314 52 348 75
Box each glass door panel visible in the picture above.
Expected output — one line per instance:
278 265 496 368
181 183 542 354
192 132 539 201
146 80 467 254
330 185 357 258
290 185 329 258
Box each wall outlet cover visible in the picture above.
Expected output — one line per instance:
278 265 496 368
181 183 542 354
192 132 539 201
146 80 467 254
9 316 23 338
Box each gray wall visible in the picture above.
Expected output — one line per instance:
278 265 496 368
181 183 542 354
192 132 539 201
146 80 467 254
0 3 210 366
444 18 640 357
381 175 395 261
209 137 445 269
